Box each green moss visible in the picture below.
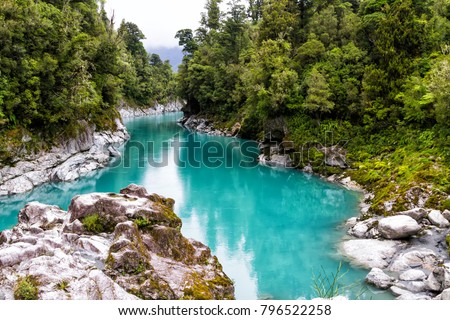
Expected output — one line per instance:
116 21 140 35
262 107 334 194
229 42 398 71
14 276 39 300
133 261 147 275
425 193 445 209
442 199 450 211
81 214 104 233
207 275 234 288
150 226 196 263
134 217 152 230
446 234 450 257
182 277 214 300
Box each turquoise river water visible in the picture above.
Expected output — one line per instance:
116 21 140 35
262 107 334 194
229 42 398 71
0 113 391 299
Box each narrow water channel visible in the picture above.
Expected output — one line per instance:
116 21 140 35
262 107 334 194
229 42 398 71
0 113 392 299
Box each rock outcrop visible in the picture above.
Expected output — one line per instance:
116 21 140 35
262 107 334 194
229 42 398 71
0 119 129 196
0 185 234 300
178 115 239 137
119 101 183 118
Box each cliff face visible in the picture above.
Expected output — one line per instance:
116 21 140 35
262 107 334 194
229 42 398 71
0 184 234 300
0 119 129 197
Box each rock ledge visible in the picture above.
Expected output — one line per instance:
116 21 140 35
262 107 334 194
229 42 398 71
0 185 234 300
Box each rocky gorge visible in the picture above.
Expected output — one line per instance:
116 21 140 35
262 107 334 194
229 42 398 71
119 101 183 119
0 119 129 197
178 114 450 300
0 184 234 300
0 101 185 197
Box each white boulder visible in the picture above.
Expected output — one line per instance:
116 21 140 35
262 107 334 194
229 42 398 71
378 215 421 239
427 210 450 228
340 239 403 269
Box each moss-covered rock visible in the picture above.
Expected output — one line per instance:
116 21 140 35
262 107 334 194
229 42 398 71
0 185 235 300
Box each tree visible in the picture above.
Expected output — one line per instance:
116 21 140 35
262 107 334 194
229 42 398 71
248 0 264 23
242 39 300 117
259 0 297 42
427 58 450 125
175 29 198 56
303 67 334 116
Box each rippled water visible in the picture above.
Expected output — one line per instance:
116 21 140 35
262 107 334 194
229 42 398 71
0 113 392 299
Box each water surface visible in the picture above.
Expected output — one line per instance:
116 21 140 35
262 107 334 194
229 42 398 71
0 113 390 299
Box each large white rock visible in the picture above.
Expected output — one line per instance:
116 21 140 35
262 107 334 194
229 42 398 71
378 215 421 239
389 249 442 272
427 210 450 228
399 269 427 281
340 239 403 269
396 208 428 221
365 268 395 289
18 202 66 229
425 266 450 292
441 288 450 300
0 187 234 300
390 286 431 300
397 280 427 293
0 176 34 195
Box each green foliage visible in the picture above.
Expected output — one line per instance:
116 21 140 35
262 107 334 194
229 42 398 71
303 67 334 116
14 276 39 300
82 214 104 234
0 0 174 161
56 280 70 292
311 262 347 299
442 199 450 211
134 216 152 230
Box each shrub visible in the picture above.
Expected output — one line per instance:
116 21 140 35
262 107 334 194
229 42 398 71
14 276 39 300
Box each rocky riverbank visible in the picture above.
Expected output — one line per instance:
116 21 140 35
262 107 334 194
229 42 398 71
339 198 450 299
0 184 234 300
0 119 129 197
178 115 241 137
119 101 183 119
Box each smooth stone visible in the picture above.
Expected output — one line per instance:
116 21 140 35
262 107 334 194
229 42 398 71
441 288 450 300
396 208 428 221
340 239 402 269
425 266 450 291
365 268 395 289
397 280 427 293
378 215 421 239
399 269 427 281
427 210 450 228
345 217 358 228
443 210 450 221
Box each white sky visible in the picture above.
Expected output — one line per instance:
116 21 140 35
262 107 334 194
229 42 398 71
104 0 207 49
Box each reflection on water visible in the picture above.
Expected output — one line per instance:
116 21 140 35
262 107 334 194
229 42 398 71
0 113 392 300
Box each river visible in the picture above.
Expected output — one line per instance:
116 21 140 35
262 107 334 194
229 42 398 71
0 112 391 299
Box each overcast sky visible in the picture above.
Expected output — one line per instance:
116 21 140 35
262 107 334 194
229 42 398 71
104 0 207 49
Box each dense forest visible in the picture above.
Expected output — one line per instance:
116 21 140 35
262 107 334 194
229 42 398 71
177 0 450 213
0 0 175 161
0 0 449 214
